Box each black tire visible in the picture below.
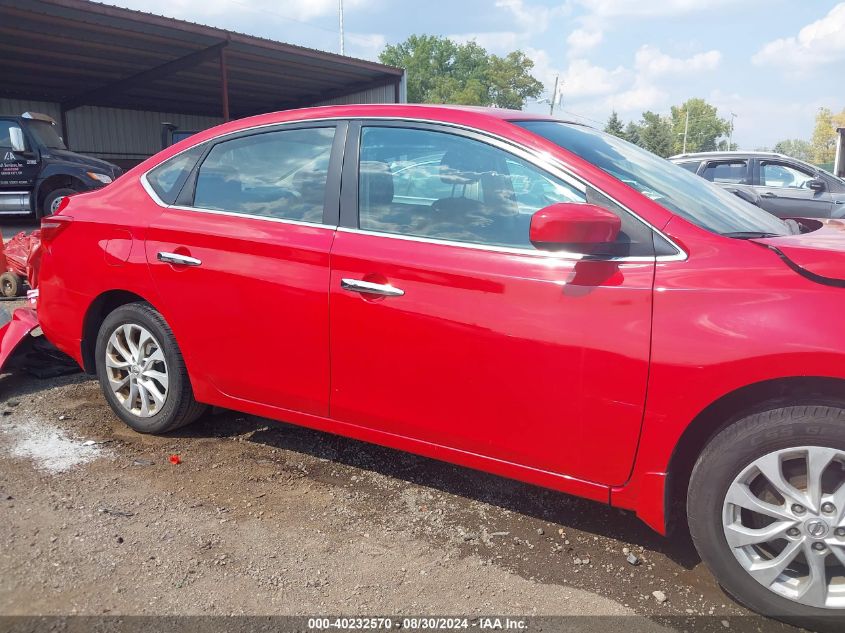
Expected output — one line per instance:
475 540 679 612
0 271 22 297
688 406 845 631
94 302 206 434
39 187 77 219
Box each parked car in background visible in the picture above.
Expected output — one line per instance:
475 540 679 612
37 105 845 628
671 151 845 219
0 112 121 218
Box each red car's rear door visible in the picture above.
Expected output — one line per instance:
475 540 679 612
144 123 345 415
328 122 657 485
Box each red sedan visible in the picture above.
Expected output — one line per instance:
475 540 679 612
37 104 845 625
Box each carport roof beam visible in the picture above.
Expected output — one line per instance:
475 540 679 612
61 41 229 112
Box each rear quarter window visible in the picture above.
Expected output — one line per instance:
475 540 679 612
676 161 701 174
146 143 206 205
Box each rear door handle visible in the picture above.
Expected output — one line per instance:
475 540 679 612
761 192 778 198
341 278 404 297
157 251 202 266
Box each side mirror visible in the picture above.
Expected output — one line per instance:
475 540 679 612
529 202 621 252
9 127 26 153
808 178 826 192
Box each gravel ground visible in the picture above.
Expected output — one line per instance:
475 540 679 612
0 344 801 632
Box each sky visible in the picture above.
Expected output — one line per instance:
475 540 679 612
106 0 845 149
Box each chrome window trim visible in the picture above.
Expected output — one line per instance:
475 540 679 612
165 203 332 230
138 115 688 262
336 226 683 262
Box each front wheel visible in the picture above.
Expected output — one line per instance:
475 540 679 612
688 406 845 629
95 302 206 434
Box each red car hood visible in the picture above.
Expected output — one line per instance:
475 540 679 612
751 219 845 286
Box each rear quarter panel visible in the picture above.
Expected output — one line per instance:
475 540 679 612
38 182 163 368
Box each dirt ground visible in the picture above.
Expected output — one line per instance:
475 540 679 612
0 324 801 632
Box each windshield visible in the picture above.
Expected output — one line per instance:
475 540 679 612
514 120 791 237
25 120 66 150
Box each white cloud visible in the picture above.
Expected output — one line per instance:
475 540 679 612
566 28 603 55
708 89 825 150
451 1 573 55
448 31 524 54
111 0 372 21
634 45 721 76
612 84 666 112
556 45 719 106
495 0 571 33
345 32 387 61
752 3 845 69
561 58 630 99
576 0 736 19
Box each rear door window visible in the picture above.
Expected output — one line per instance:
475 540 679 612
702 160 748 184
193 127 335 223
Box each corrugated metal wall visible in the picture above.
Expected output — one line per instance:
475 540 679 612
0 98 62 130
1 97 221 161
1 73 404 163
314 83 400 107
66 106 222 159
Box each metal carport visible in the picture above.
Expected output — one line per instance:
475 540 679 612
0 0 405 164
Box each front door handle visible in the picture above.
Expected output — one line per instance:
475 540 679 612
341 278 404 297
157 251 202 266
761 192 778 198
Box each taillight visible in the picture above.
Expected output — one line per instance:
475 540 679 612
40 215 73 243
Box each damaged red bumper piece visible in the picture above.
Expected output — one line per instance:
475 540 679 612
0 307 39 372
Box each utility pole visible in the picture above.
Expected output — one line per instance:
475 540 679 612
339 0 345 55
682 109 689 154
729 112 737 150
549 75 559 116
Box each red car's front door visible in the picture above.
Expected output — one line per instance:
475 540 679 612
144 124 344 415
328 123 656 485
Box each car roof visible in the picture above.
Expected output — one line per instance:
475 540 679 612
669 151 788 161
180 104 575 147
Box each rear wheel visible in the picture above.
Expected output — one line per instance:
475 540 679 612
688 406 845 629
95 302 206 433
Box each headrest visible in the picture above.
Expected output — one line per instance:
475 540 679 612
293 167 328 204
440 149 496 184
360 161 394 205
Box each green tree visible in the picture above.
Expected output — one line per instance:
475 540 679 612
670 98 731 154
604 111 624 137
773 138 813 162
488 51 544 110
623 121 642 147
810 107 845 164
639 111 674 157
379 35 543 109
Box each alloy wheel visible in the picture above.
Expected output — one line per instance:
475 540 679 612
105 323 169 418
723 446 845 609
